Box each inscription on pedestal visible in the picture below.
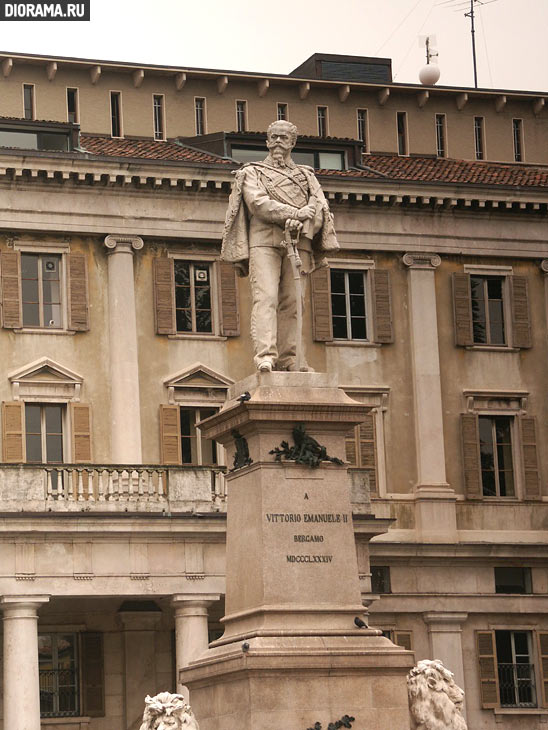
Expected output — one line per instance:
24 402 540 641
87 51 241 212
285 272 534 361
265 510 350 566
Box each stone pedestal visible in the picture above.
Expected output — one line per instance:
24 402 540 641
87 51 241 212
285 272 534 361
180 373 413 730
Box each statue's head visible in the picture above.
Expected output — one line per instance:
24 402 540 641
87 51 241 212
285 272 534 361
266 120 298 160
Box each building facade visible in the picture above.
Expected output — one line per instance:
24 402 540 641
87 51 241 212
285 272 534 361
0 50 547 730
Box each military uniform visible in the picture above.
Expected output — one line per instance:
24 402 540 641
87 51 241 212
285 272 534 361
221 154 339 370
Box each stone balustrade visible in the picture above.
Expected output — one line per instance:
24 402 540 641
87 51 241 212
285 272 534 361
0 463 227 512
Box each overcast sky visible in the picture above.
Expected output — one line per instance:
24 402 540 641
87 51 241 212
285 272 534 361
1 0 547 92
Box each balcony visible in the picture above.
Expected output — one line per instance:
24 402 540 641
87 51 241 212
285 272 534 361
0 464 227 513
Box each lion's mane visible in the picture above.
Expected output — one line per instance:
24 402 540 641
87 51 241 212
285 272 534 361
407 659 468 730
139 692 200 730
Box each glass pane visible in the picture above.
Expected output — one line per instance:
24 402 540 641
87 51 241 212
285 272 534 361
46 435 63 463
330 270 346 294
496 631 513 662
332 317 347 339
350 295 365 317
499 469 515 497
57 635 76 669
495 418 512 444
23 302 40 327
45 406 63 434
42 280 60 304
176 309 192 332
195 286 211 310
481 469 496 496
26 434 42 463
196 310 212 333
350 317 367 340
180 409 193 437
174 262 190 285
21 253 38 278
175 286 191 309
487 278 503 299
513 632 529 656
38 634 53 664
181 438 192 463
22 278 39 303
347 272 364 295
25 404 41 433
318 152 344 170
331 293 347 316
43 304 62 327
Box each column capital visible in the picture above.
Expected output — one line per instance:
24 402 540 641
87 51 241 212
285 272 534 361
104 235 144 253
403 252 441 270
1 595 49 618
423 611 468 629
172 593 220 615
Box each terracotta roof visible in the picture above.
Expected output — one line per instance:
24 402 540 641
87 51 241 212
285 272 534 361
80 135 233 164
318 154 548 188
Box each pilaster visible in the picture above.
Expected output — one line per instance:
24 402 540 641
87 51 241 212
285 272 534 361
423 611 468 717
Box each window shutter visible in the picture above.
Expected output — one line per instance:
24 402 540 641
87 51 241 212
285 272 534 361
452 272 473 346
345 427 358 465
371 269 394 344
67 253 90 331
394 631 413 651
71 403 92 463
509 275 532 348
217 262 240 337
310 266 333 342
537 632 548 707
520 416 541 500
476 631 499 709
81 632 105 717
461 414 482 499
1 250 22 329
153 258 175 335
359 415 378 494
160 405 181 465
2 401 24 463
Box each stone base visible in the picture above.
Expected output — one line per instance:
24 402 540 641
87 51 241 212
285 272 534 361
180 635 413 730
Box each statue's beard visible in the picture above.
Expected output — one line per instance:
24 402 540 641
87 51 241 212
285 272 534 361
270 147 286 166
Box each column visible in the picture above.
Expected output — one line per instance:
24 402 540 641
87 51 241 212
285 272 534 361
423 612 468 716
104 235 143 464
172 594 220 699
2 595 49 730
403 253 457 541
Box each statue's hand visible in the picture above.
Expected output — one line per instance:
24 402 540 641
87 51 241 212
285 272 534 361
296 204 315 221
287 219 303 235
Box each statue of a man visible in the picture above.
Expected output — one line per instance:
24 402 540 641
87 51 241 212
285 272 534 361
221 120 339 372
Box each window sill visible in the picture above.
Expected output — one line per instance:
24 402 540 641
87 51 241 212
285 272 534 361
167 334 227 341
465 345 520 352
41 718 91 725
13 328 76 336
326 340 381 348
494 708 548 715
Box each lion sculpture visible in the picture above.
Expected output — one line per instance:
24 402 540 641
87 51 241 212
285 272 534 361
139 693 200 730
407 659 468 730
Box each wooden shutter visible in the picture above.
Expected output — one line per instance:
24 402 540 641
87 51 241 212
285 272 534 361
1 250 22 329
537 632 548 707
345 427 358 465
217 261 240 337
509 275 532 348
461 414 482 499
476 631 499 709
310 266 333 341
2 401 24 463
160 405 181 465
520 416 541 500
81 632 105 717
394 631 413 651
67 253 90 331
71 403 92 463
153 257 175 335
452 272 473 346
359 415 377 494
371 269 394 344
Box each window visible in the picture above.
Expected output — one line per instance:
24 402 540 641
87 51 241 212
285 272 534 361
23 84 35 120
513 119 523 162
317 107 328 137
474 116 485 160
39 633 79 717
25 403 64 464
495 567 532 594
471 275 505 345
357 109 368 151
330 269 368 340
195 98 206 135
21 253 62 329
67 88 78 124
110 91 122 137
236 100 247 132
174 260 213 334
397 112 408 155
477 630 544 710
180 406 218 465
479 415 514 497
230 145 345 170
435 113 446 157
371 566 391 594
277 103 288 121
153 94 165 141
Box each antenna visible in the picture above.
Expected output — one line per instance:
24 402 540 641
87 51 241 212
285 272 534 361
418 35 441 85
419 35 438 65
